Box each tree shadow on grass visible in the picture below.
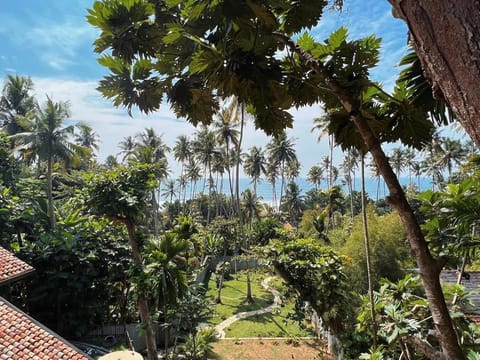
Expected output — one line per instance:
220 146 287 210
214 283 274 314
225 312 290 337
226 307 317 338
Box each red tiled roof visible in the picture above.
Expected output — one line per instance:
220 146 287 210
0 297 91 359
0 246 34 285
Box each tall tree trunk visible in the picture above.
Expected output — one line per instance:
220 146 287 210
216 272 225 304
352 115 460 360
361 154 377 346
277 33 463 359
236 104 252 302
347 174 354 221
163 282 169 357
47 157 55 231
271 179 277 210
279 161 285 212
125 221 158 360
207 161 213 224
225 139 236 217
388 1 480 150
329 135 334 187
152 189 159 238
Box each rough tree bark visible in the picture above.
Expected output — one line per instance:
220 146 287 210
275 32 464 359
125 220 158 360
388 0 480 148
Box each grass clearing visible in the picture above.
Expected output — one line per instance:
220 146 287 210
207 271 317 338
209 339 331 360
206 271 273 325
224 301 316 338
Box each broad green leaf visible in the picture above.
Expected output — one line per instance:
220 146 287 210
132 59 153 80
163 24 184 44
296 32 316 52
328 27 348 49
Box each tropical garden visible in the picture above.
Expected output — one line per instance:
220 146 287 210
1 0 480 359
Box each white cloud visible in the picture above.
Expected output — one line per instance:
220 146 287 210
28 22 96 58
40 55 75 71
0 10 96 71
20 0 410 179
29 76 333 177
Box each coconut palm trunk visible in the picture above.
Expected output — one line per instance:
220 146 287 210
46 155 56 231
235 104 253 302
361 154 376 346
125 220 158 360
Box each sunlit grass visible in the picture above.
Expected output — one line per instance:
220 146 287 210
224 301 316 338
206 271 316 338
206 271 273 325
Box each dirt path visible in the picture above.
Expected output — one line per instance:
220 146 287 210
215 276 281 339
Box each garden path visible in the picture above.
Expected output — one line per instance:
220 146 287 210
214 276 281 339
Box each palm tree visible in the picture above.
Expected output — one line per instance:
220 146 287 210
74 122 100 167
214 107 239 203
422 154 444 191
285 157 301 182
243 146 266 194
422 133 445 190
162 179 178 204
173 135 192 206
186 160 202 200
212 149 227 217
13 96 85 230
389 147 407 177
74 122 99 152
135 127 170 163
280 181 304 228
241 189 262 228
266 132 297 210
324 185 344 229
436 137 467 179
118 135 136 162
403 148 416 185
312 114 335 187
410 160 423 190
360 151 376 345
340 149 359 218
321 156 332 188
368 156 383 201
129 129 170 237
265 159 279 210
0 75 36 138
173 135 191 166
193 127 219 222
145 233 188 356
307 165 323 191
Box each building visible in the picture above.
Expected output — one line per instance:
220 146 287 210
0 246 91 359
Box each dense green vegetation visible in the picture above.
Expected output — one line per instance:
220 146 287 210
0 1 480 359
1 69 480 359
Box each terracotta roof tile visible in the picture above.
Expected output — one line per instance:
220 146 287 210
0 297 91 359
0 247 34 285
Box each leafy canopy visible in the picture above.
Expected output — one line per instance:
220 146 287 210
83 163 159 223
89 0 438 151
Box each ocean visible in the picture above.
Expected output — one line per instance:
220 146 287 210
172 177 433 204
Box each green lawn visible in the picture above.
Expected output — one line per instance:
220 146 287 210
224 301 316 338
207 271 317 338
206 271 273 325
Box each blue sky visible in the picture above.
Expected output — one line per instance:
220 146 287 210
0 1 409 176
